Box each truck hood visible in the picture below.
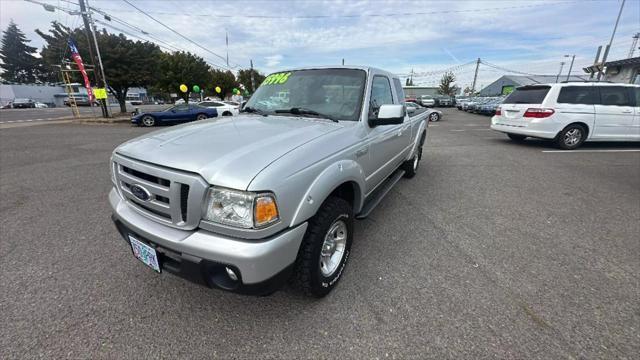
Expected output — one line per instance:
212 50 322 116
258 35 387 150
115 114 342 189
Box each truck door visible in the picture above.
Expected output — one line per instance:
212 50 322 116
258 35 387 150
363 74 410 194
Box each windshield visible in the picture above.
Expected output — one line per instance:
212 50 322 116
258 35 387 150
244 68 366 121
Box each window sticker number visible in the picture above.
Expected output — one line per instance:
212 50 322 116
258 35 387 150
262 72 292 86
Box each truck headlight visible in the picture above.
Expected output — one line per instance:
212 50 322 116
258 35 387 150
204 187 279 229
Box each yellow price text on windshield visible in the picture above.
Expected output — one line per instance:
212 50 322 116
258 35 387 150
262 72 292 86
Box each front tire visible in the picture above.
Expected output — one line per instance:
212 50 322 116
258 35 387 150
196 113 208 120
141 115 155 127
428 112 440 122
292 197 353 297
555 124 586 150
402 132 425 178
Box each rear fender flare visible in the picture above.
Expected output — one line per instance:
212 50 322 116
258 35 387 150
290 160 366 226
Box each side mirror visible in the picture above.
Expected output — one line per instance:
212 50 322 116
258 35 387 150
407 107 416 114
369 104 404 127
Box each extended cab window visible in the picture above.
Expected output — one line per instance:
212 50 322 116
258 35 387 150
503 86 550 104
599 86 631 106
392 78 405 104
557 86 597 104
370 76 393 114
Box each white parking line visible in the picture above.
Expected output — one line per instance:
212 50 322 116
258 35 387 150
472 128 490 131
451 129 465 132
542 149 640 153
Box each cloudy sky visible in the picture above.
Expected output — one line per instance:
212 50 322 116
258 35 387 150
1 0 639 89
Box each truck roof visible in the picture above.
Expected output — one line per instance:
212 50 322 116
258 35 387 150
273 65 397 79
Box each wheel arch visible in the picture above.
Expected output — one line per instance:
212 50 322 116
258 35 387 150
290 160 365 227
559 122 590 139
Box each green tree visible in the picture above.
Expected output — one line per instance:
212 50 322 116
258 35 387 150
237 68 265 94
437 72 459 96
0 20 40 83
96 30 162 113
35 21 88 83
155 51 210 103
463 86 479 96
209 69 238 98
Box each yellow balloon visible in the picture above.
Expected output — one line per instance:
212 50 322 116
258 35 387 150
179 84 188 93
215 86 221 94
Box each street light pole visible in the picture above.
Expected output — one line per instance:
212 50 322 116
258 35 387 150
564 55 575 82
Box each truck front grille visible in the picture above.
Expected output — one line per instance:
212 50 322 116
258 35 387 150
112 154 208 230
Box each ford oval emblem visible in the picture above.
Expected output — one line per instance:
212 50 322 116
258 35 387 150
130 184 151 201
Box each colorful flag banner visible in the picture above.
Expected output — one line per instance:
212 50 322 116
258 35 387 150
68 39 94 102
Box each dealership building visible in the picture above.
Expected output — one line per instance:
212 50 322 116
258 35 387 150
0 83 148 107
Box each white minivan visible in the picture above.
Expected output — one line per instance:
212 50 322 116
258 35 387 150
491 82 640 149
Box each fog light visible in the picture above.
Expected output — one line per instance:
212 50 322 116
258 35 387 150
225 267 238 281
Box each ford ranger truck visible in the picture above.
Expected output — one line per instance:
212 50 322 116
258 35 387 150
109 66 429 297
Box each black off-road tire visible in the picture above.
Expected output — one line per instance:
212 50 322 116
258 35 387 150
292 197 353 297
507 133 527 142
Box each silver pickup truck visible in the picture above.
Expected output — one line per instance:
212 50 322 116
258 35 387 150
109 66 429 297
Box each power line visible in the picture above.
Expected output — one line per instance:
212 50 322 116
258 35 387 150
480 60 544 76
121 0 239 69
99 1 584 19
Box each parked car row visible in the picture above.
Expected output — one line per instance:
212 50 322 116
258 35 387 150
456 96 505 116
1 98 49 109
411 95 455 107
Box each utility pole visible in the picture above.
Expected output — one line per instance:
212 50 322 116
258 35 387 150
342 58 344 65
564 55 575 82
555 62 565 83
598 0 626 80
225 30 229 68
249 59 255 93
589 46 603 79
629 33 639 58
78 0 108 117
471 58 480 94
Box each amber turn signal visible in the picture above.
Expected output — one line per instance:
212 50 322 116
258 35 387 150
254 196 279 227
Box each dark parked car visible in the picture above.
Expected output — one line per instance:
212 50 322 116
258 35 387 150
477 99 503 116
64 96 98 107
131 104 218 127
435 96 453 107
12 98 36 108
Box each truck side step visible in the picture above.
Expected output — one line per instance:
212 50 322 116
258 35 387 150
356 169 405 219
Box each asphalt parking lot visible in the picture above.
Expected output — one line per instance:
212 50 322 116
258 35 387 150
1 108 638 358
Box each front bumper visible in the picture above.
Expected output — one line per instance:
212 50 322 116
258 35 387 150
109 188 307 294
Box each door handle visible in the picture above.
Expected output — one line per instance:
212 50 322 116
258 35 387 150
355 147 368 157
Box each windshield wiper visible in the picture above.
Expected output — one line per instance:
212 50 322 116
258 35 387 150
274 107 338 122
241 106 267 116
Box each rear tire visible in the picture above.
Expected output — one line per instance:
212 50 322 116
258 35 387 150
555 124 586 150
292 197 353 298
507 133 527 142
196 114 208 120
222 111 232 116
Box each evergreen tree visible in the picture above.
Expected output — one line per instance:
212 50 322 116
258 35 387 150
0 20 40 83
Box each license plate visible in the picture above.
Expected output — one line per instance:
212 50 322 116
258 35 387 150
129 235 161 273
